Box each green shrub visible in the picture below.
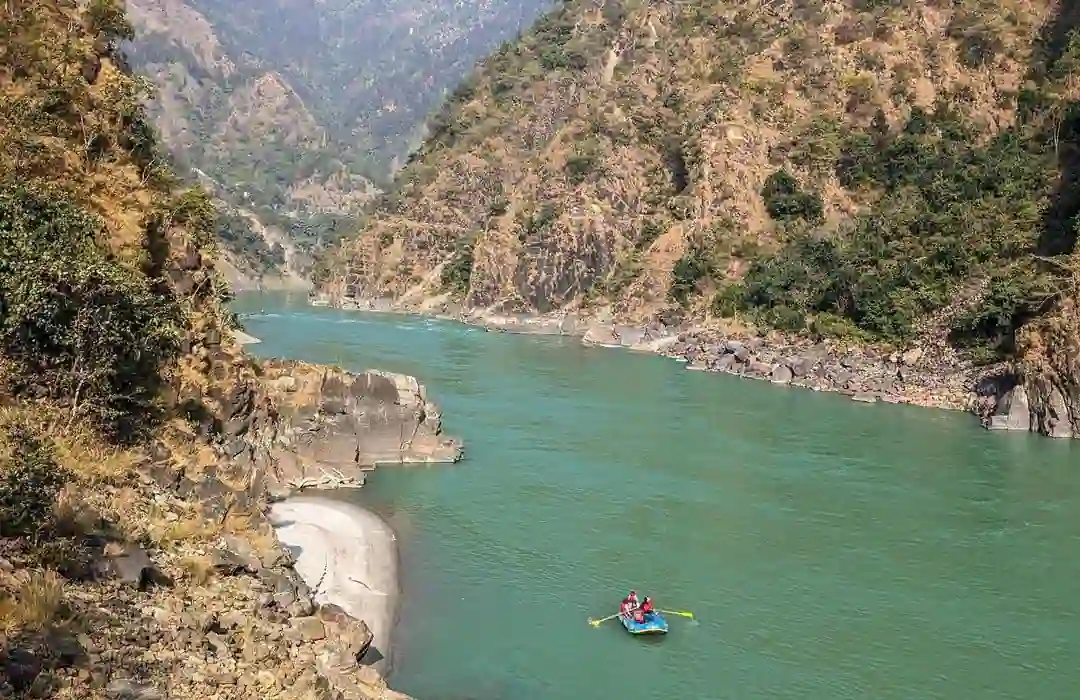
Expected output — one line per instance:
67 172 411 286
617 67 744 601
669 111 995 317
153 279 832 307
669 247 713 306
757 305 806 332
637 218 666 249
565 153 597 184
761 170 825 223
441 234 477 293
0 184 183 437
738 103 1058 344
808 313 873 341
0 427 70 539
711 284 746 317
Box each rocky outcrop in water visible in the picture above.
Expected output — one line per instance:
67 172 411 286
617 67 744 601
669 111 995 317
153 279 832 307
252 360 463 491
170 356 463 498
975 370 1079 439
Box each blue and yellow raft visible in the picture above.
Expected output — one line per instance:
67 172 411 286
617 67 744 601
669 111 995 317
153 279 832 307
619 610 669 635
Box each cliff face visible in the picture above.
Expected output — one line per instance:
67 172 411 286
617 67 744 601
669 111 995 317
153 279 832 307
316 0 1080 440
0 2 458 698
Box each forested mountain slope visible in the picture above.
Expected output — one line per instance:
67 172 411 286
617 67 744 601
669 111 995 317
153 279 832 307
124 0 553 280
317 0 1080 395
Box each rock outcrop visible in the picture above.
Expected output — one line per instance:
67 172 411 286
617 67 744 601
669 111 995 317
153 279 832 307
978 370 1078 439
967 294 1080 439
656 327 975 410
125 355 462 700
256 361 463 486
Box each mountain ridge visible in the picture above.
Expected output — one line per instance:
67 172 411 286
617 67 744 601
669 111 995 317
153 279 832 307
313 0 1080 439
125 0 555 281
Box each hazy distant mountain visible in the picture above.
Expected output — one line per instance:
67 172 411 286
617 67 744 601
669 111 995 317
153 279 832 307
125 0 552 279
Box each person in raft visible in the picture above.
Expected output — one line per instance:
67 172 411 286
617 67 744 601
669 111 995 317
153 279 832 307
622 590 639 614
630 596 654 623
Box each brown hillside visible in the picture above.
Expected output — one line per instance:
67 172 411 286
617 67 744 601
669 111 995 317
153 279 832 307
127 0 377 281
318 0 1079 343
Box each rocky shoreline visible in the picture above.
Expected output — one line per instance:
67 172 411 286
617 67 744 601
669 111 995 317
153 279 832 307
312 294 1059 436
2 340 462 700
132 355 463 700
654 327 977 411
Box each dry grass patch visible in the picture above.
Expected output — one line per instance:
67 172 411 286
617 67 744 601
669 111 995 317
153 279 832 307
0 569 69 637
44 422 138 486
178 554 216 584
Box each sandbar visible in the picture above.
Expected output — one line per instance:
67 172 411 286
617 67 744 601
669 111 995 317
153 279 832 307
268 496 399 675
233 329 262 345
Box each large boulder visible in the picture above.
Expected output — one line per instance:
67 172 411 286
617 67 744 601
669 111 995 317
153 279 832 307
249 361 463 489
987 384 1032 432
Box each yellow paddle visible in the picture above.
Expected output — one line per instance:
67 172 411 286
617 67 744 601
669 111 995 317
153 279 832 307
587 612 621 627
658 609 695 620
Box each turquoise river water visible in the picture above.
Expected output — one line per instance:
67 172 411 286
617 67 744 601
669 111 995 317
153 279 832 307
234 292 1080 700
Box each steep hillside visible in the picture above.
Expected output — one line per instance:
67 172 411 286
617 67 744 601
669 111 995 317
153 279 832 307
125 0 370 282
317 0 1080 430
124 0 553 278
0 2 434 697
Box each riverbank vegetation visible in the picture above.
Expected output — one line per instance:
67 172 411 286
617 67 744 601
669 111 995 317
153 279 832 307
734 89 1073 359
316 0 1080 370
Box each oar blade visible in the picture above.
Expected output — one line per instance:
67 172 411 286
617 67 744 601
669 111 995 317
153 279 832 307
659 609 695 619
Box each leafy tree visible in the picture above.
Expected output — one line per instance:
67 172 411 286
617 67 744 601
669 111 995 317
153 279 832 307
441 234 477 293
669 247 713 306
0 184 183 438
